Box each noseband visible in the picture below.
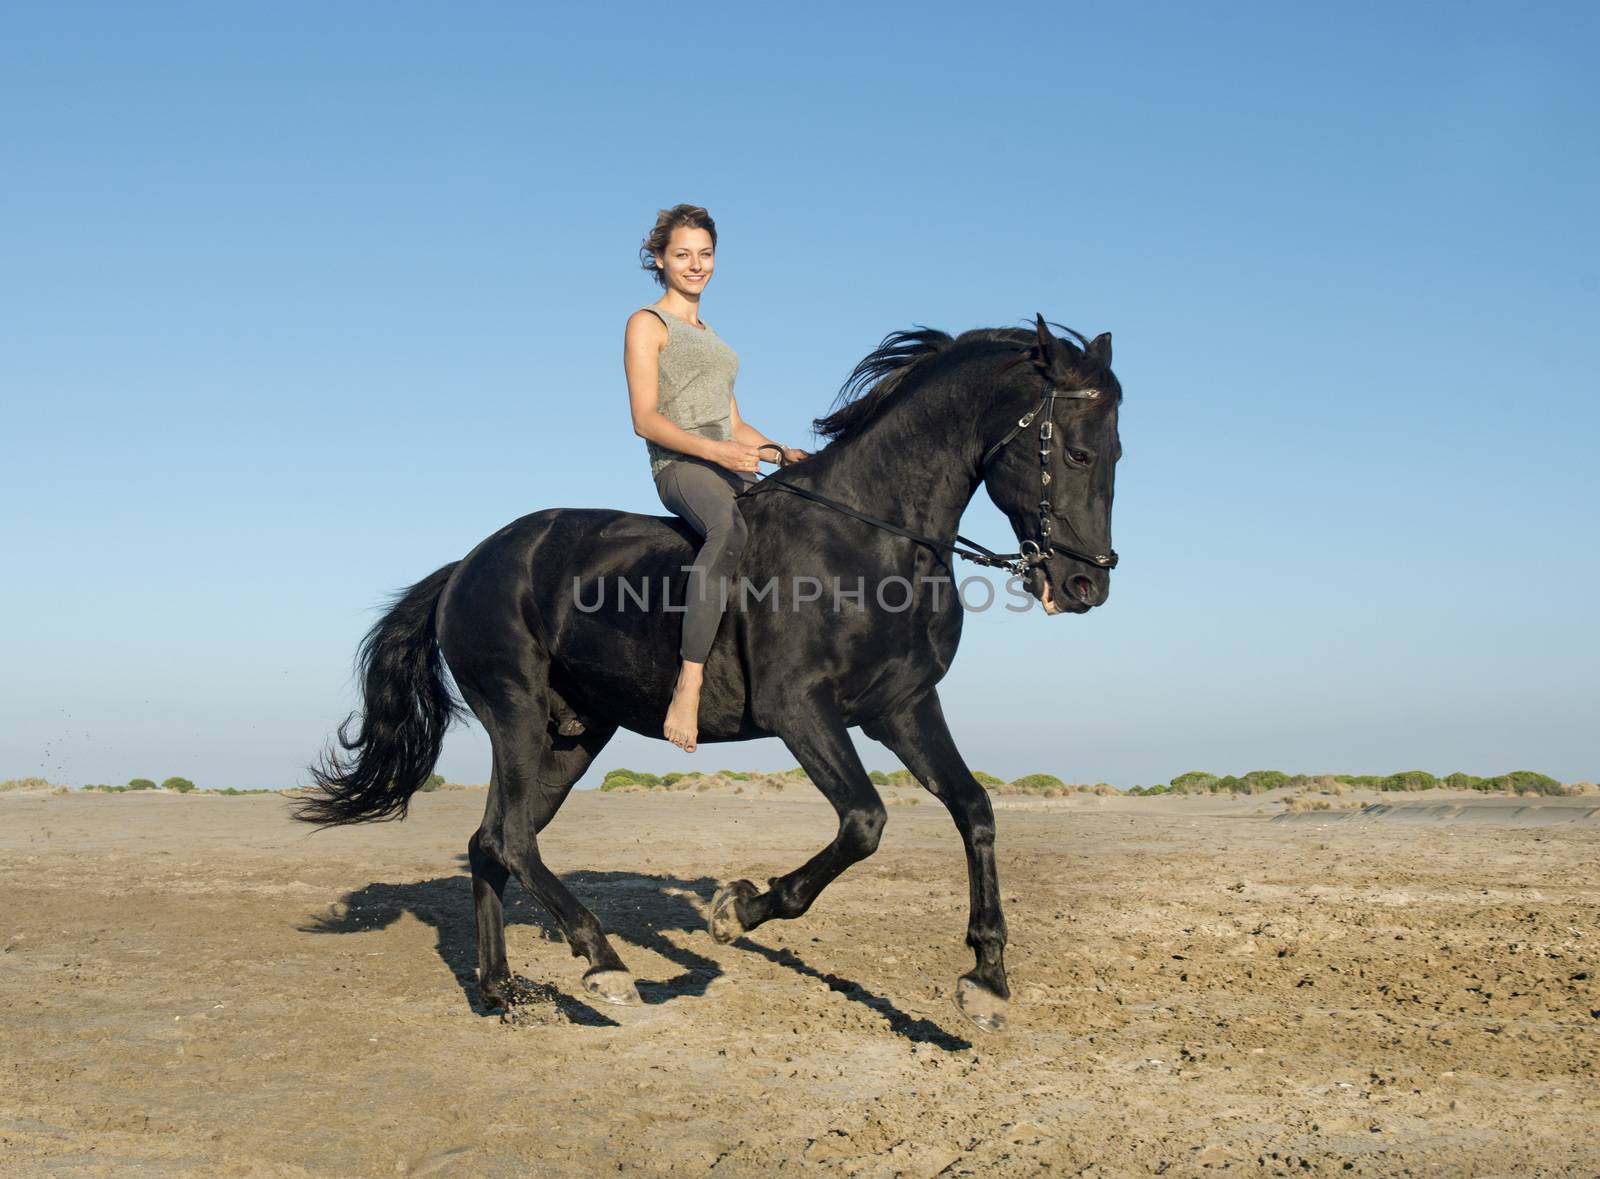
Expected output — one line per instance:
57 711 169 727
741 382 1119 578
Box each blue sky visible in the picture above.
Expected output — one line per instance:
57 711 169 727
3 2 1596 790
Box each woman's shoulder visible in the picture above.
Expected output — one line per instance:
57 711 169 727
627 306 671 343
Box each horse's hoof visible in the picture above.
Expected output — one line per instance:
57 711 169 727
582 968 641 1006
479 974 514 1011
954 976 1009 1033
709 880 755 944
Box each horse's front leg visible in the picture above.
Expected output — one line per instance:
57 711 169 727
709 693 887 943
861 688 1010 1032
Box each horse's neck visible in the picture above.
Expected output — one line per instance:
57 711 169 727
783 389 981 543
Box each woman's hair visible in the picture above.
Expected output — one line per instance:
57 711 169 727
640 204 717 287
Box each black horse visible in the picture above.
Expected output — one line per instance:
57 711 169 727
295 314 1122 1032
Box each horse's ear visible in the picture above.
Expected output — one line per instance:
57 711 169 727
1033 313 1063 371
1087 332 1112 366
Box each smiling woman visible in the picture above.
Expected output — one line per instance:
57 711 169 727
623 203 807 753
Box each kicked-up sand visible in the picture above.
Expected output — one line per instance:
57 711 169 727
0 786 1596 1177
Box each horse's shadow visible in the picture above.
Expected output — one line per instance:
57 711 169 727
298 865 969 1048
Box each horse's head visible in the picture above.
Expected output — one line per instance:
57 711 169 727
980 314 1121 616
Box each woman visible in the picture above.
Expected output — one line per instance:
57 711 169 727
625 204 806 753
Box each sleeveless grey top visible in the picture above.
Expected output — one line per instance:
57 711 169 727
638 304 740 479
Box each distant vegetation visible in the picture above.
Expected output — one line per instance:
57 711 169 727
594 766 1590 799
868 769 915 786
1125 769 1582 797
76 776 275 796
599 767 815 792
0 777 62 793
7 766 1589 801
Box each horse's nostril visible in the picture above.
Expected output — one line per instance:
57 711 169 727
1069 575 1098 604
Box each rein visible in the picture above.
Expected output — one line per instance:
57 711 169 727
736 384 1119 578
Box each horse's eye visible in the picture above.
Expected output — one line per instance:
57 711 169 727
1067 448 1090 465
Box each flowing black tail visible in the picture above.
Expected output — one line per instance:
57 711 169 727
295 562 465 827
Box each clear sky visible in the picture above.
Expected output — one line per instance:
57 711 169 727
3 2 1596 790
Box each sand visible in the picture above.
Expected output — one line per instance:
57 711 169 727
1 786 1596 1177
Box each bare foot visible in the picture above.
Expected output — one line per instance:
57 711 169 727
664 662 703 752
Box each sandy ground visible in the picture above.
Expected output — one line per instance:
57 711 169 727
1 787 1596 1177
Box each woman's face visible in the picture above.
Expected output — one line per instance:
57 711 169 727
655 226 715 298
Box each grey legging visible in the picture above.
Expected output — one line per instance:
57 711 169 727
654 459 753 663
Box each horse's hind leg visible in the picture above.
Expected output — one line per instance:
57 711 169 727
468 794 515 1009
511 721 638 1005
464 676 631 1007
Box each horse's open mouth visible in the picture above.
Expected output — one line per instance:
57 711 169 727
1026 566 1090 616
1026 567 1061 615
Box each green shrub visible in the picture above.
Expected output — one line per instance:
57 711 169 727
1444 772 1485 790
972 771 1005 788
1484 770 1565 796
1285 774 1343 792
782 767 810 780
600 768 662 791
1192 773 1286 795
1334 775 1381 788
1010 773 1064 792
127 778 157 791
161 776 197 794
1380 770 1437 792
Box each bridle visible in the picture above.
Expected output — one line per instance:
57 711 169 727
975 382 1120 573
739 382 1119 578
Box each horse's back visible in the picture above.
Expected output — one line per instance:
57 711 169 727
439 506 763 743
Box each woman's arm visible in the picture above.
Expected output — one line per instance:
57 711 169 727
729 394 809 465
625 311 759 471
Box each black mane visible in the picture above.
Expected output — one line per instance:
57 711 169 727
812 323 1114 447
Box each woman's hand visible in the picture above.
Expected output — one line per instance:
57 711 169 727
708 439 762 474
751 442 808 467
